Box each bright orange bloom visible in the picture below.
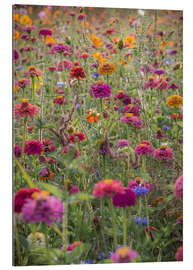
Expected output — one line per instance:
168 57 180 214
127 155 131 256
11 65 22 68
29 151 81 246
160 41 167 49
14 31 20 40
46 35 56 45
124 35 135 48
112 36 117 44
166 95 183 107
89 33 102 48
86 110 99 123
20 15 32 26
13 13 19 22
98 62 116 75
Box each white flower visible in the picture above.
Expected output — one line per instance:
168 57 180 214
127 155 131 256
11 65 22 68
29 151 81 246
138 10 145 16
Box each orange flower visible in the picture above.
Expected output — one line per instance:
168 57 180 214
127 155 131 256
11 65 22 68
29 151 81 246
98 62 116 75
160 41 167 49
46 35 56 45
13 13 19 22
89 33 102 48
54 10 59 17
14 31 20 40
14 85 19 92
112 36 117 44
166 95 183 107
124 35 135 48
20 15 32 26
93 51 101 60
86 110 99 123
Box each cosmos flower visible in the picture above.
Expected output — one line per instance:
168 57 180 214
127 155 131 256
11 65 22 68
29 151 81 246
89 82 112 98
24 140 44 155
111 247 138 263
153 146 173 160
14 187 40 213
22 192 63 225
93 179 124 198
174 175 183 199
112 188 136 207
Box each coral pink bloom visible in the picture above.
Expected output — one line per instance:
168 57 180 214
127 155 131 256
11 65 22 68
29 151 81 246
14 99 38 118
111 247 138 263
93 179 124 198
174 175 183 199
153 146 173 160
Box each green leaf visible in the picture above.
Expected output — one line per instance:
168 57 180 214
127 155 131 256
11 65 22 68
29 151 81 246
14 157 35 188
67 192 94 204
39 183 63 199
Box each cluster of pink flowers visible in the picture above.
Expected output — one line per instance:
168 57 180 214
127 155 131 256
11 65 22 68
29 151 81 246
135 140 154 155
43 138 56 153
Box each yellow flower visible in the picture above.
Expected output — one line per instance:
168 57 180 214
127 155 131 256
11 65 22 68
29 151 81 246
93 51 101 60
166 95 183 107
98 62 116 75
124 35 135 48
20 15 32 26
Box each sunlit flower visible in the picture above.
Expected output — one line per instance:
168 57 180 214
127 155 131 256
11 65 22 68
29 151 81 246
135 140 154 155
86 109 99 122
14 99 39 118
93 179 124 197
98 62 116 75
124 35 135 48
166 95 183 107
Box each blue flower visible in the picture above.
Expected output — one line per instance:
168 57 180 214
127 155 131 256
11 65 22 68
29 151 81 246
92 72 100 78
162 125 169 131
135 216 147 226
57 82 64 87
133 186 149 196
86 259 93 264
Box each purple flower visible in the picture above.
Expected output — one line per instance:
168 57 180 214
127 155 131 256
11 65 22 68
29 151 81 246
24 140 43 156
14 145 22 158
13 50 19 62
154 69 165 75
117 140 128 149
38 28 52 37
140 64 154 73
22 194 63 225
89 82 112 98
52 44 71 55
112 188 136 207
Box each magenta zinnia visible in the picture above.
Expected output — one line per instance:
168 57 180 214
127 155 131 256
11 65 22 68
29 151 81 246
24 140 43 155
153 146 173 160
112 187 136 207
135 140 154 155
89 82 112 98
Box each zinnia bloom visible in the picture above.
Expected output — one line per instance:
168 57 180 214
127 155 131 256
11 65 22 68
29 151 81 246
153 146 173 160
52 44 71 54
89 82 112 98
112 187 136 207
166 95 183 107
39 28 52 37
114 91 132 105
93 179 124 197
24 140 43 155
175 246 183 261
70 65 86 79
174 175 183 199
53 96 67 105
22 192 63 225
117 140 128 149
24 65 42 77
122 104 140 116
86 109 99 122
120 115 143 128
16 78 30 88
14 99 39 118
111 247 138 263
98 62 116 75
14 145 22 158
135 140 154 155
14 187 40 213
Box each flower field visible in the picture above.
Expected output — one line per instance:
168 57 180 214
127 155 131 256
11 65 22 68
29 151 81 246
13 5 183 265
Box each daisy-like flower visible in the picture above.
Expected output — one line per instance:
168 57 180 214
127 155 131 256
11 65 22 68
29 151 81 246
98 62 116 75
111 247 138 263
70 64 86 79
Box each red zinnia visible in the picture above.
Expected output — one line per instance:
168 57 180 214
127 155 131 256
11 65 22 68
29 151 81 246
70 64 86 79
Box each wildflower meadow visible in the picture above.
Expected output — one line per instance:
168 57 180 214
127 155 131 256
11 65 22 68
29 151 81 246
13 5 183 266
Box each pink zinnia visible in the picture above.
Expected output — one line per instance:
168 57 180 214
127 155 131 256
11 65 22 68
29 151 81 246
135 140 153 155
112 187 136 207
57 59 72 71
14 100 39 119
153 146 173 160
93 179 124 198
174 175 183 199
14 145 22 158
24 140 43 155
122 104 140 117
111 247 138 263
53 96 67 105
175 246 183 261
38 28 52 37
120 115 143 128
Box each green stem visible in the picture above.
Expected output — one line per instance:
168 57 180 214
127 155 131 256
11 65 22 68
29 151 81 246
122 207 127 246
22 116 27 159
14 216 22 265
31 77 35 101
108 198 118 249
44 223 52 265
62 202 68 261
